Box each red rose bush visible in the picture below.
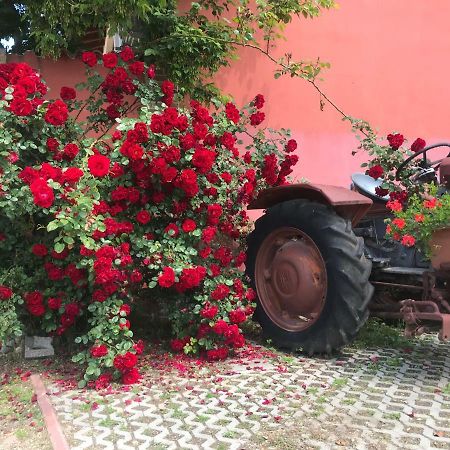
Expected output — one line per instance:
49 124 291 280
352 117 428 202
0 48 298 386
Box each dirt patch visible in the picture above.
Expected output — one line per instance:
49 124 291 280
0 356 52 450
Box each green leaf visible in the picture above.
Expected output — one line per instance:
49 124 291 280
54 242 65 253
63 236 74 245
47 221 59 232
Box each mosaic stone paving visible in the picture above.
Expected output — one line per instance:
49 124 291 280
47 337 450 450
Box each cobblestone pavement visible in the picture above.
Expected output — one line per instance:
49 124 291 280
47 336 450 450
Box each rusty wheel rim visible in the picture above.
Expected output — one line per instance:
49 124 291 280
255 227 327 332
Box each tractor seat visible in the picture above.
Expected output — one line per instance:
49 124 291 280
351 173 389 203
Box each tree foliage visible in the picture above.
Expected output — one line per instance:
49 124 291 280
0 1 336 100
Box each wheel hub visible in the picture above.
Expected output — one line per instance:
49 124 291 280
255 227 327 332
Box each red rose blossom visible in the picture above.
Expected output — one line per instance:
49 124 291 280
91 345 108 358
60 86 76 101
120 46 134 62
120 304 131 316
220 132 236 150
63 143 79 161
182 219 196 233
102 53 118 69
201 226 217 243
95 373 112 390
207 204 223 225
285 139 297 153
164 223 179 237
82 51 97 67
0 285 13 300
207 347 228 361
45 100 68 126
130 270 142 283
62 167 83 184
147 65 156 79
133 340 145 355
47 297 62 310
375 186 389 197
158 267 176 288
129 61 145 76
177 266 206 291
30 178 54 208
122 368 140 384
367 165 384 180
65 302 80 317
28 303 45 316
136 210 151 225
250 111 265 126
32 243 48 257
387 133 404 149
46 138 59 152
411 138 426 153
88 154 110 177
122 352 137 369
253 94 265 109
170 337 189 352
211 284 230 301
9 98 33 116
225 102 240 123
229 309 247 324
200 305 218 319
192 147 216 174
424 197 438 209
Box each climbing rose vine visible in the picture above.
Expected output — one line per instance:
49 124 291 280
0 47 298 386
350 118 427 204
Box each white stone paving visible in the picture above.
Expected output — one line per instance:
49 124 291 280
47 337 450 450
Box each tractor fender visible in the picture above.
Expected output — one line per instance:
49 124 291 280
248 183 372 226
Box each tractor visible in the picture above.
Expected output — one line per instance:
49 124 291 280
245 143 450 353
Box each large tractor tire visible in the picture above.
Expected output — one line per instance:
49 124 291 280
246 199 373 354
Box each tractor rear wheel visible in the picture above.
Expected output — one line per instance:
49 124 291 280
246 199 373 354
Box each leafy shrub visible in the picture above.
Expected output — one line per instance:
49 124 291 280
0 47 298 386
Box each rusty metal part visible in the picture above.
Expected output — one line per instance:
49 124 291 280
254 226 327 332
429 228 450 270
248 184 372 226
440 315 450 340
362 201 390 219
439 157 450 186
400 299 450 341
371 281 423 291
371 268 450 340
372 298 450 341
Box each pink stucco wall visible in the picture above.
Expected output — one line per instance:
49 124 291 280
7 52 86 98
215 0 450 187
7 1 450 188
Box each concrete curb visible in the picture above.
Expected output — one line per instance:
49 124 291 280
30 374 70 450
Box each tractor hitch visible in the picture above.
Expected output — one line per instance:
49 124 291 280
371 269 450 341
